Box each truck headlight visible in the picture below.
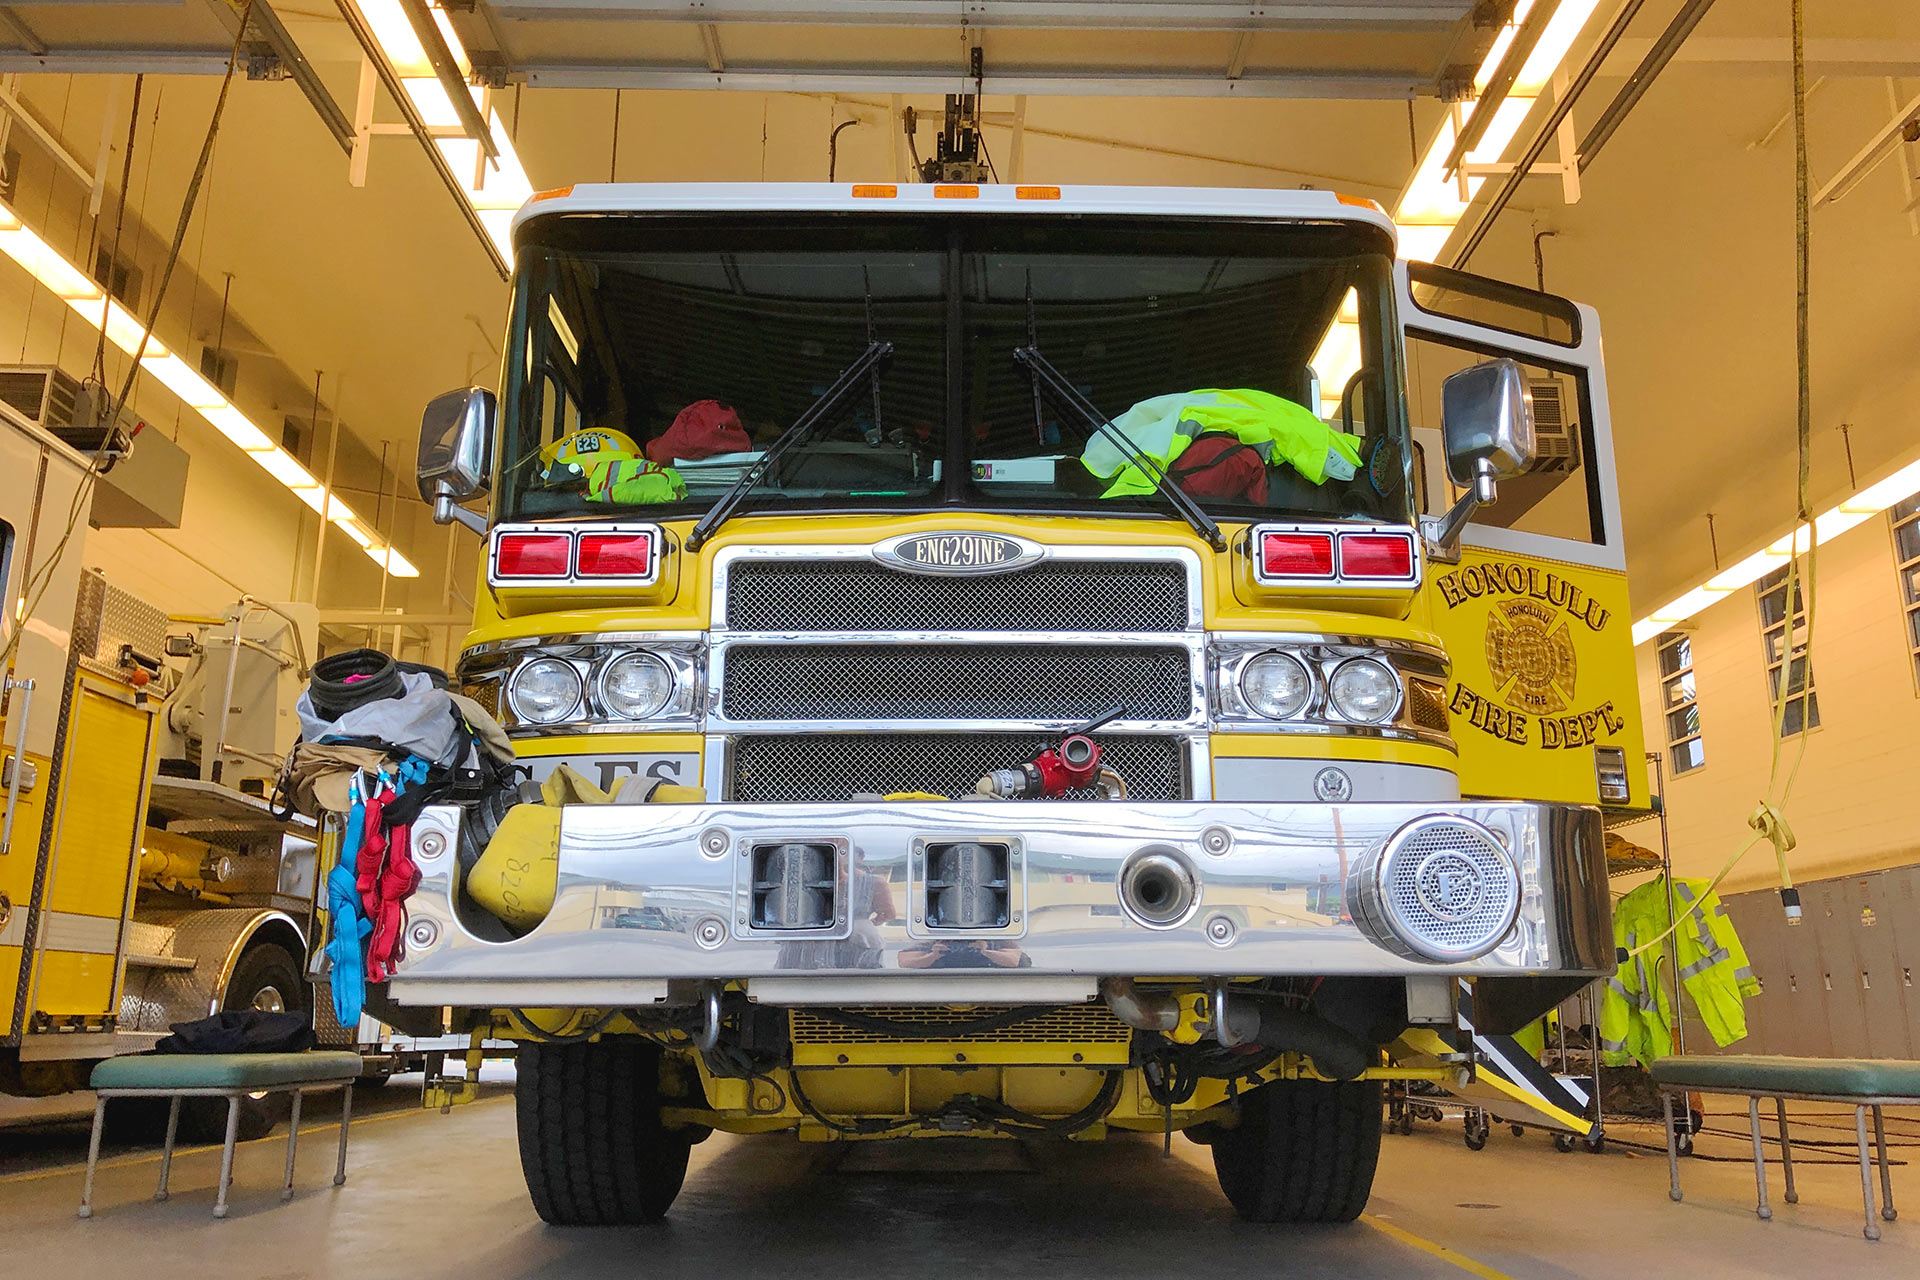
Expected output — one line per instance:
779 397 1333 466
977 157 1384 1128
1328 658 1400 723
1240 651 1311 719
509 657 582 725
599 652 673 719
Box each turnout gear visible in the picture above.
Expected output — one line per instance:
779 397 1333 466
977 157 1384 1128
1600 876 1760 1067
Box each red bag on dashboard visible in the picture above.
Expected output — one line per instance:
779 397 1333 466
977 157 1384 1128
647 400 751 463
1168 431 1267 504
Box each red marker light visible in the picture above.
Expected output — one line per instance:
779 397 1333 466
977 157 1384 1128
1260 532 1335 578
576 531 654 578
1340 532 1415 578
494 531 571 578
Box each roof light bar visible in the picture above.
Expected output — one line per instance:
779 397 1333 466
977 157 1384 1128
0 192 418 577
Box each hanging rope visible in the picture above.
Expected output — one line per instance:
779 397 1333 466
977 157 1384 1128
1628 0 1813 955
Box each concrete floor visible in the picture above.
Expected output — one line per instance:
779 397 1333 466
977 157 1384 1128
2 1087 1914 1280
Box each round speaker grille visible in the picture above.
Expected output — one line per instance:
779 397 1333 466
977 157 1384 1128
1374 817 1520 962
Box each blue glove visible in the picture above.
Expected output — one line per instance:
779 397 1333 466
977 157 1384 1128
326 776 373 1024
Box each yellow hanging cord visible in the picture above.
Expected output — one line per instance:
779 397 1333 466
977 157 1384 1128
1627 0 1812 956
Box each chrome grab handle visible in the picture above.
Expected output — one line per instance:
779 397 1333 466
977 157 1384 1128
1 675 35 857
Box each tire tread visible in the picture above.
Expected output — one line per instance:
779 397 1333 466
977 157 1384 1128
515 1041 691 1225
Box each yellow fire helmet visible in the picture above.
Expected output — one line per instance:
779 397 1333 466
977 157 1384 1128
536 427 641 483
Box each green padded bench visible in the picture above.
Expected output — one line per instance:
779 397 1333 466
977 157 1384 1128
1652 1055 1920 1241
80 1051 364 1220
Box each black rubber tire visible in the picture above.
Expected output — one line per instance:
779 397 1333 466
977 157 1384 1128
1510 1124 1526 1138
1553 1132 1577 1153
515 1040 692 1225
181 943 308 1143
1210 1079 1382 1224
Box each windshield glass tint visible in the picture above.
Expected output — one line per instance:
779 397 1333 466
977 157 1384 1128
499 215 1409 526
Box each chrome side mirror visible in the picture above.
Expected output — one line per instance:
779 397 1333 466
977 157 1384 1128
416 386 495 535
1421 358 1537 562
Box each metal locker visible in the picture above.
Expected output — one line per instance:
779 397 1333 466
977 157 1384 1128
1845 873 1913 1059
1809 879 1870 1057
1724 892 1792 1055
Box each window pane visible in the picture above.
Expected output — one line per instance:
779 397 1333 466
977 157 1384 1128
1908 609 1920 651
1657 635 1691 677
1673 738 1705 774
1805 693 1820 729
1666 706 1700 740
1895 518 1920 565
1758 591 1787 629
1781 697 1805 736
1665 671 1697 705
1785 655 1810 694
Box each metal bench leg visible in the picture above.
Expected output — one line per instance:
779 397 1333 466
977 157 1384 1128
77 1095 107 1219
334 1080 352 1187
283 1089 302 1200
156 1096 182 1201
1873 1106 1896 1222
1662 1092 1683 1202
1856 1105 1881 1242
1748 1096 1772 1221
1775 1098 1797 1204
213 1095 241 1220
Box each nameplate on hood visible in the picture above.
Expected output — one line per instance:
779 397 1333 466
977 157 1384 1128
873 532 1044 575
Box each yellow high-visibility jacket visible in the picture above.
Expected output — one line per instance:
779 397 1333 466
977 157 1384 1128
1599 876 1761 1067
1083 389 1362 498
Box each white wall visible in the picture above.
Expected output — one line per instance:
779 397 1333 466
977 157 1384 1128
1635 512 1920 891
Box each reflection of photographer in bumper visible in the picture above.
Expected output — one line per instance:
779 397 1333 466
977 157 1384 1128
898 938 1031 969
775 849 895 971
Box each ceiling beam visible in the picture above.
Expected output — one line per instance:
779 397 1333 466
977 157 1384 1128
1813 87 1920 207
335 0 510 280
0 48 235 75
398 0 500 161
518 64 1432 99
200 0 355 154
1603 37 1920 78
698 22 725 74
484 0 1470 31
0 7 47 58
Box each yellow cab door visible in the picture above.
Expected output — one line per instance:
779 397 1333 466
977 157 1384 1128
1397 260 1649 814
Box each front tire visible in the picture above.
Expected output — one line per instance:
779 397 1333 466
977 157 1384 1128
1210 1079 1382 1223
515 1040 692 1225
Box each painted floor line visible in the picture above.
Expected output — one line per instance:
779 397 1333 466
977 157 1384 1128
1361 1213 1520 1280
0 1094 511 1185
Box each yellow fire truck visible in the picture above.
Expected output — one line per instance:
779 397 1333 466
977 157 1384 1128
392 182 1644 1224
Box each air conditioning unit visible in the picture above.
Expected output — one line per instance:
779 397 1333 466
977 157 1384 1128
1527 377 1579 473
0 364 84 429
0 363 189 528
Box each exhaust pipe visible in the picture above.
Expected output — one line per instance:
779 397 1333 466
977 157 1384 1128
1101 979 1372 1081
1101 977 1180 1033
1118 849 1197 926
1219 992 1372 1081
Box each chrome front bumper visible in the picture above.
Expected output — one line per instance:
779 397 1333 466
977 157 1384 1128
387 800 1610 1008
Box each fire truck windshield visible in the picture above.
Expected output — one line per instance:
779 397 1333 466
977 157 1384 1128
499 213 1412 528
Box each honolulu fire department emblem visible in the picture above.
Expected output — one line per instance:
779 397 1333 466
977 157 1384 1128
1485 599 1578 716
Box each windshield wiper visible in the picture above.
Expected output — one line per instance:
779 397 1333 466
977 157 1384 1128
1012 344 1226 551
685 339 894 551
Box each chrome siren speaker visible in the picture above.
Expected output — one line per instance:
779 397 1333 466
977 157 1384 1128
1349 816 1520 963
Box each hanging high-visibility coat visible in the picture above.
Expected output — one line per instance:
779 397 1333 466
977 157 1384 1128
1083 389 1362 500
1599 876 1761 1067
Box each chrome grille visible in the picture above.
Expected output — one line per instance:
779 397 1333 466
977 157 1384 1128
723 560 1189 632
729 733 1188 802
790 1005 1131 1045
721 643 1193 723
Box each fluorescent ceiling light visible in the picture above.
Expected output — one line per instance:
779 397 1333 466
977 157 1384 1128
347 0 532 263
0 193 418 577
1629 458 1920 646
